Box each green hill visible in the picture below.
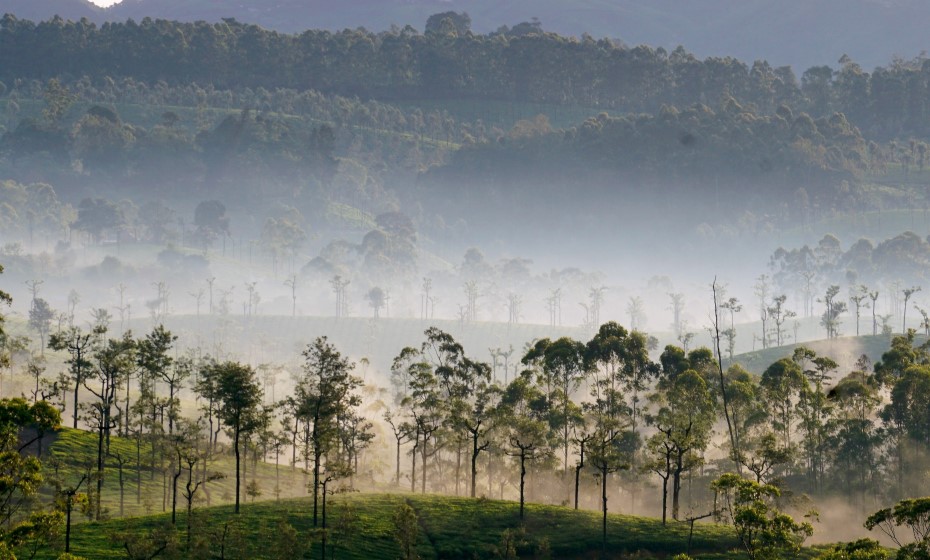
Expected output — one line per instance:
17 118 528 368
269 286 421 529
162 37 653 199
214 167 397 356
35 492 744 559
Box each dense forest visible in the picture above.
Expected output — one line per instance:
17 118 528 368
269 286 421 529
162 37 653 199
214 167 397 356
1 14 930 141
8 0 930 70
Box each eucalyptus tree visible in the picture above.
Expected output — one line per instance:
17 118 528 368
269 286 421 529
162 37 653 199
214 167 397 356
850 286 870 336
420 327 471 495
387 346 420 487
0 268 13 368
869 289 880 335
794 349 837 494
829 363 882 507
820 285 847 339
645 369 715 522
759 357 808 478
584 322 654 510
881 363 930 498
902 286 921 333
522 336 586 485
84 331 137 520
295 336 363 526
722 365 776 481
202 360 263 513
140 326 191 435
405 357 443 494
767 295 795 347
27 298 53 356
499 373 550 521
458 357 498 497
136 325 176 433
49 325 100 429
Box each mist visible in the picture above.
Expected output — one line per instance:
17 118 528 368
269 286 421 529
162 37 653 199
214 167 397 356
3 9 930 559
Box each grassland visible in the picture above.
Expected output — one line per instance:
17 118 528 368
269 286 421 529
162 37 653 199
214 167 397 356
31 491 749 560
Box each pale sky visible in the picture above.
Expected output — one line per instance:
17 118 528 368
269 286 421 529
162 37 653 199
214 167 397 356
87 0 121 6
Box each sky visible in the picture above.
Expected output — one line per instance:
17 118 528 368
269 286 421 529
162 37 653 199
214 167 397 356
87 0 120 6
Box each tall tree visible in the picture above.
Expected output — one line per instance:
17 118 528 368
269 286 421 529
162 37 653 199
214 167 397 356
500 373 550 521
84 331 136 520
49 326 99 429
646 369 715 522
296 336 362 527
204 361 262 513
522 336 586 494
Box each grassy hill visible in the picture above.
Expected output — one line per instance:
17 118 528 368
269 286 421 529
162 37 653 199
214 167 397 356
34 492 746 559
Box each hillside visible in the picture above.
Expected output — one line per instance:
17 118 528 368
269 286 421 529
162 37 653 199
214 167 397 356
3 0 928 70
37 492 743 559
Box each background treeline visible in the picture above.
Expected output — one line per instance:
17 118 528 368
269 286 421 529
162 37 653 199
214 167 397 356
425 103 874 227
0 77 902 232
4 15 930 141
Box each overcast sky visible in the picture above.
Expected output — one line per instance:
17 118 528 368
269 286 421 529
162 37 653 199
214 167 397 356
88 0 119 6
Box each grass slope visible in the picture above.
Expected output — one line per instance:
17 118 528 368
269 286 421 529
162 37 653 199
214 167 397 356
36 492 745 560
729 333 914 374
42 427 312 519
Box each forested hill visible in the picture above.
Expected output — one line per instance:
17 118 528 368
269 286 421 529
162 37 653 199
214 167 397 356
3 15 930 142
422 104 869 231
4 0 930 70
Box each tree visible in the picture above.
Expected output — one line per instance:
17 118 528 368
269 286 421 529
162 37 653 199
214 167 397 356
500 373 550 521
760 358 808 452
49 326 98 429
712 473 813 560
193 200 230 250
260 210 307 273
522 336 586 490
206 361 262 513
296 337 363 527
425 11 471 35
646 370 715 522
367 287 386 319
902 286 922 333
850 286 870 336
585 321 654 512
866 498 930 559
0 398 62 551
0 265 10 369
393 502 420 560
28 298 54 356
73 198 122 244
459 358 496 498
712 279 740 469
143 327 188 435
820 285 847 339
84 332 136 520
767 295 795 347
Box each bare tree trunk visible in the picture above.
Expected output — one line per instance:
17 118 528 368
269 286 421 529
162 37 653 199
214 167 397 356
519 450 527 520
234 426 241 514
713 279 740 472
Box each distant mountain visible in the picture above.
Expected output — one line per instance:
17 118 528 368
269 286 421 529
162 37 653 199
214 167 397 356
2 0 928 71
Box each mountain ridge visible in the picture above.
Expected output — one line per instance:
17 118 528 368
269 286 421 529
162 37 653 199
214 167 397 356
2 0 928 71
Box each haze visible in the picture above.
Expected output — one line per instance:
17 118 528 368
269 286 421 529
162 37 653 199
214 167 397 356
0 4 929 559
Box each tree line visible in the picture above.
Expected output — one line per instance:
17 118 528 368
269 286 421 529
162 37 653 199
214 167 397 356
7 256 930 557
4 15 930 141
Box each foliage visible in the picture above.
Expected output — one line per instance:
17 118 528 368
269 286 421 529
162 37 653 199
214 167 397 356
866 497 930 558
392 502 419 560
712 473 814 560
816 539 889 560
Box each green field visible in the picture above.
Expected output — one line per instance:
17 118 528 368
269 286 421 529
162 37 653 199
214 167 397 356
34 491 748 560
